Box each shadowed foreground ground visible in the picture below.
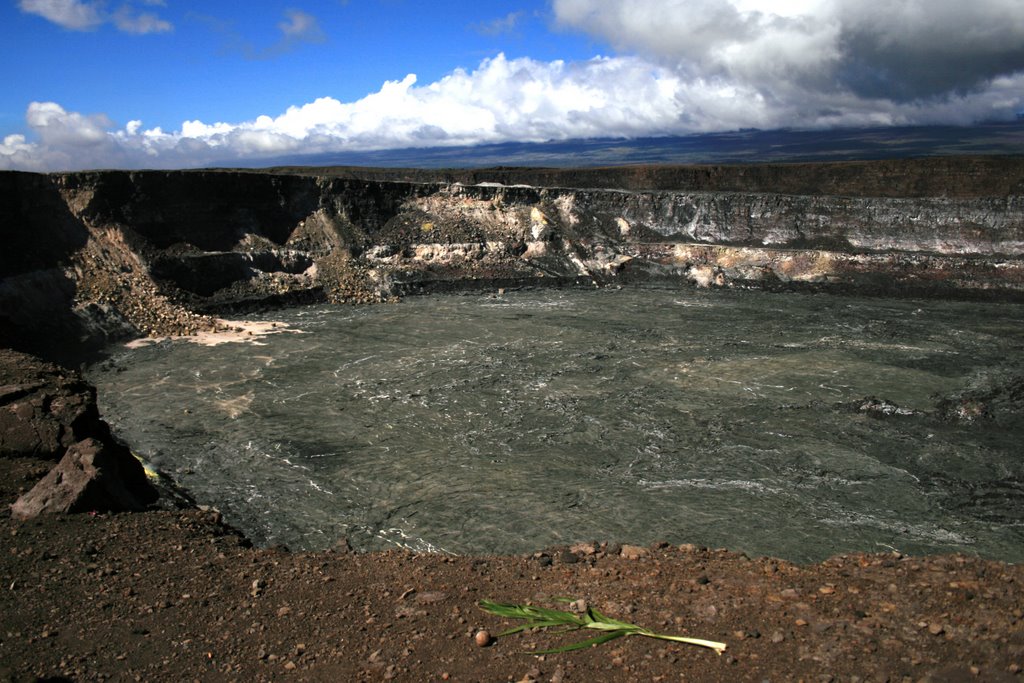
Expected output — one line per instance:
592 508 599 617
2 456 1023 683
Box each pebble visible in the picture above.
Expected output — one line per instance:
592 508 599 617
570 542 598 556
569 599 588 613
557 550 578 564
620 544 649 560
474 630 492 647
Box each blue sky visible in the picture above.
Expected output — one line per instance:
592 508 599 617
2 1 597 133
3 1 1023 171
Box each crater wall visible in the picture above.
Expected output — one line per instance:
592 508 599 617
2 159 1023 362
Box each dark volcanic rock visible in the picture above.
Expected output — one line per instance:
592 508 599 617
0 349 103 460
10 436 156 519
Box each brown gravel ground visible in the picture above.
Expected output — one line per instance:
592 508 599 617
1 457 1023 683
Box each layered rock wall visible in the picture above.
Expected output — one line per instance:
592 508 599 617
2 160 1023 362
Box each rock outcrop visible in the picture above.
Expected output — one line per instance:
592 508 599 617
1 348 158 517
1 159 1023 363
0 349 103 459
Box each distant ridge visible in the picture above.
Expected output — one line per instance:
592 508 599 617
220 121 1024 170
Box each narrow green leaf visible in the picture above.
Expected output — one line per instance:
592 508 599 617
532 630 625 654
479 598 726 656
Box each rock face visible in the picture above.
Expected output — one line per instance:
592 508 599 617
10 437 156 519
0 349 103 459
1 348 158 517
1 159 1023 362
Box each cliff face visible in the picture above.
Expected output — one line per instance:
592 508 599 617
2 160 1023 361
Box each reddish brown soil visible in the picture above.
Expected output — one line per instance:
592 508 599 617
2 458 1022 683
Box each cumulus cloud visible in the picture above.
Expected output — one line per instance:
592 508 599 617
4 1 1024 171
19 0 172 33
27 102 114 146
4 50 1024 171
551 0 1024 102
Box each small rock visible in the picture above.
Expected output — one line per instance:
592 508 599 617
771 631 785 643
277 606 292 617
474 630 492 647
569 599 588 613
928 623 945 636
570 542 598 556
283 660 296 671
620 544 649 560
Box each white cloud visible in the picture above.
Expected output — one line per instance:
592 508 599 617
3 6 1024 173
551 0 1024 102
19 0 172 33
472 11 526 36
113 6 173 34
219 9 327 60
26 101 113 146
18 0 102 30
278 9 324 42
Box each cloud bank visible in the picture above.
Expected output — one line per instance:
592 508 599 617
5 1 1024 171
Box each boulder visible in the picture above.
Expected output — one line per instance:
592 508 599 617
10 437 157 519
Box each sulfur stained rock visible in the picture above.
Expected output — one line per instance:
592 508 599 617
10 437 157 519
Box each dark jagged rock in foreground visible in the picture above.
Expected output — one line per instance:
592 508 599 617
1 159 1023 681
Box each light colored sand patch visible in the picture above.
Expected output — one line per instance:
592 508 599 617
215 390 255 419
126 319 301 349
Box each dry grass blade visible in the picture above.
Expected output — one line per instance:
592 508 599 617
478 599 727 655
